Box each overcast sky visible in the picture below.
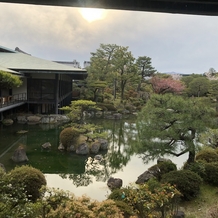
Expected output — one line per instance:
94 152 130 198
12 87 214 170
1 2 218 74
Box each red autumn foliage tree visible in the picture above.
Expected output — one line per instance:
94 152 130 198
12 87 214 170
150 76 185 94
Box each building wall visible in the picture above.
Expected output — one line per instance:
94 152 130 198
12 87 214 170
13 77 27 99
31 73 55 79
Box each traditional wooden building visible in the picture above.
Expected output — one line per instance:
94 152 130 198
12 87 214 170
0 46 87 117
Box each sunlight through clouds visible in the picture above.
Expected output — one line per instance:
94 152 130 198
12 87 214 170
79 8 107 22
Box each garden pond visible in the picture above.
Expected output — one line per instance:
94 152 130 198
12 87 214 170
0 115 188 201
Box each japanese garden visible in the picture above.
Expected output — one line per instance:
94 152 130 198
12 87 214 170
1 43 218 217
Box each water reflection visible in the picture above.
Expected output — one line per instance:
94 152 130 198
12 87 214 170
0 116 138 183
0 117 188 200
58 116 139 186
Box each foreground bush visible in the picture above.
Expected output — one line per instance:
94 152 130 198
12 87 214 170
48 195 124 218
0 173 40 217
161 170 202 201
195 149 218 163
108 182 181 218
203 162 218 185
6 165 46 202
183 161 206 178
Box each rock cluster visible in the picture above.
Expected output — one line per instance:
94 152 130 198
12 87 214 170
58 138 109 155
16 114 70 124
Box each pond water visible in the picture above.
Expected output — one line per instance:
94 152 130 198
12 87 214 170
0 116 188 201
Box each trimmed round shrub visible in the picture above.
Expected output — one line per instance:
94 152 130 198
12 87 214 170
148 161 177 181
183 161 206 178
60 127 80 150
196 149 218 163
6 165 46 202
161 170 202 201
96 102 117 111
203 162 218 185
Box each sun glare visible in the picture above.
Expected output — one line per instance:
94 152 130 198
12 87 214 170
79 8 106 23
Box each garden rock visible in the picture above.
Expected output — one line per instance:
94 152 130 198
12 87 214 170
76 142 89 155
41 142 51 149
27 115 41 123
113 113 122 119
157 157 172 164
11 146 28 163
58 143 65 151
107 177 123 190
94 154 103 161
98 138 108 150
90 141 100 154
2 118 13 125
67 144 76 152
41 116 57 124
95 111 103 118
136 170 157 184
17 115 27 123
173 211 185 218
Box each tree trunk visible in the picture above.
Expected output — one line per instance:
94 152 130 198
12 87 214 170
187 150 195 164
113 79 116 100
137 79 142 92
187 141 196 164
120 80 125 103
187 131 196 164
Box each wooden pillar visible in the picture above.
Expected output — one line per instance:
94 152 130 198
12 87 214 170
55 74 59 114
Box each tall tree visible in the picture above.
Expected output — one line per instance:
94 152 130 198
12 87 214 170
112 46 138 102
87 44 147 102
88 44 119 81
87 44 119 100
181 74 208 97
136 56 156 92
137 94 214 164
187 77 210 97
208 79 218 112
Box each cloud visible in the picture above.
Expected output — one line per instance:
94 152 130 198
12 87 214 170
1 3 218 73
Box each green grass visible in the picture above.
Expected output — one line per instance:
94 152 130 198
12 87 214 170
179 183 218 218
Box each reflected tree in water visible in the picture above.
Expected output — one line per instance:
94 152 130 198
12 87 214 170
59 116 138 187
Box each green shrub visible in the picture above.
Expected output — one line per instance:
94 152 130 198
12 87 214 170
60 127 80 150
48 195 123 218
148 161 177 181
113 201 135 218
203 162 218 185
161 170 202 201
96 102 117 111
183 161 206 178
6 165 46 202
196 149 218 163
0 175 37 217
108 188 130 201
